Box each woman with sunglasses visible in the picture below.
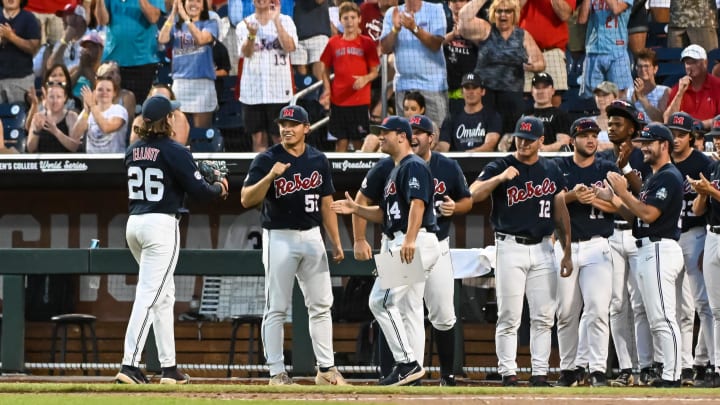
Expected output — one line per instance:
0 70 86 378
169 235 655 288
25 63 74 133
129 83 190 146
26 82 80 153
71 76 128 153
158 0 218 129
458 0 545 138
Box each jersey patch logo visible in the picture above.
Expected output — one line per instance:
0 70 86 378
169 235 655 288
506 179 557 206
656 187 667 200
194 171 202 180
384 181 397 197
434 178 446 195
712 180 720 190
274 171 323 198
409 177 420 190
361 177 368 190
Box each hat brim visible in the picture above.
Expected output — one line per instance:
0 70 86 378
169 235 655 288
370 124 392 135
513 132 541 141
666 124 692 133
706 130 720 137
606 107 639 127
169 100 181 112
410 124 433 134
572 128 600 137
532 79 553 87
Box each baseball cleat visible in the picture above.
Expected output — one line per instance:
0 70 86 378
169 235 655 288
160 366 190 385
575 366 587 386
610 369 634 387
440 374 456 386
589 371 607 387
555 370 578 387
681 368 695 387
693 364 707 386
651 378 681 388
315 366 349 385
529 375 552 387
378 361 424 386
114 365 149 384
501 375 518 386
269 371 296 385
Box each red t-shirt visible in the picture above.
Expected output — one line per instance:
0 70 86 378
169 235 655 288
320 33 380 107
519 0 576 51
360 2 383 43
668 74 720 121
25 0 67 14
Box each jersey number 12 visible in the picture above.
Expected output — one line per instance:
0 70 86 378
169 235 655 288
128 167 165 202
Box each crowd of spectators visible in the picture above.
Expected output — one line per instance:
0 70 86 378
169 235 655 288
1 0 720 154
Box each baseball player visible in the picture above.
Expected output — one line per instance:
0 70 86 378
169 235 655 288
332 116 442 386
690 114 720 388
596 100 655 386
554 118 619 388
667 111 714 386
470 116 572 387
597 122 685 387
240 105 347 386
117 95 228 384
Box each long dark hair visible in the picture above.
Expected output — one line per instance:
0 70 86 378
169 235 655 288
175 0 210 29
44 63 72 99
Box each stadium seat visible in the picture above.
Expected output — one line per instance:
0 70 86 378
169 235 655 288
0 103 27 152
653 47 683 63
189 127 225 152
656 62 685 86
708 48 720 71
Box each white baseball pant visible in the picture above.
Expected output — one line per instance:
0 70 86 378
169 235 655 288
677 227 713 368
495 234 556 377
261 227 335 376
636 237 684 381
124 213 180 368
424 237 456 331
555 237 613 373
369 230 440 365
703 229 720 372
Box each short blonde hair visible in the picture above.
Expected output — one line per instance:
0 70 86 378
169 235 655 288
489 0 521 25
338 1 360 17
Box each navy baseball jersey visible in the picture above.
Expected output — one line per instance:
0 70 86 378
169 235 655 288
556 156 619 240
673 149 712 231
439 108 502 151
597 147 652 184
244 143 334 230
704 161 720 226
126 137 223 215
633 163 683 240
359 157 395 203
429 152 471 240
383 154 438 237
478 155 566 239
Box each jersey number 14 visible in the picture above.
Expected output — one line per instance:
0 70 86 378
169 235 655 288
128 167 165 202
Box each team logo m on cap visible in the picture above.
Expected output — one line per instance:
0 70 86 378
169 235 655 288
520 122 533 132
409 116 422 125
673 116 685 125
283 109 294 118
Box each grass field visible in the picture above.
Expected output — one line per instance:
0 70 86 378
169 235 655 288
1 383 719 404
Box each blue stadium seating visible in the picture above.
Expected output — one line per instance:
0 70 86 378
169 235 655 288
189 127 224 152
653 47 683 63
0 103 27 152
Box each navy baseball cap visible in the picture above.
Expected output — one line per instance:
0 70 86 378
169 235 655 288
409 114 434 134
277 105 309 124
666 112 695 133
370 115 413 137
570 117 600 137
141 95 180 123
532 72 554 87
707 115 720 136
633 123 673 143
606 100 641 129
461 72 484 88
512 116 544 140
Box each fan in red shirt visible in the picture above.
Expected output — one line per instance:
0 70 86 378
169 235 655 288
664 45 720 129
320 1 380 152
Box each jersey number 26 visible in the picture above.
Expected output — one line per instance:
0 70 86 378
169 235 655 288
128 167 165 202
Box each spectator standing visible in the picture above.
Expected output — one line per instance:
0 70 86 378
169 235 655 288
519 0 575 107
27 83 80 152
96 61 136 135
436 72 501 152
444 0 478 118
627 0 648 57
70 31 104 102
236 0 297 152
458 0 545 136
380 0 448 128
159 0 218 129
626 48 669 123
24 0 64 45
0 0 41 104
592 80 619 150
361 0 396 43
667 0 718 52
291 0 330 82
94 0 165 105
664 45 720 129
526 72 572 151
577 0 633 99
320 1 379 152
71 76 128 153
46 3 87 75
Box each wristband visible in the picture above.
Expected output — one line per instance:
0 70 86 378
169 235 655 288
248 34 256 41
412 25 419 34
622 163 633 175
391 26 399 34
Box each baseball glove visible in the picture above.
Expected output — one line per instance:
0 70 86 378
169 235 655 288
198 160 228 183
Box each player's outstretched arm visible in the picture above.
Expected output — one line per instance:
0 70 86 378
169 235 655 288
352 192 375 261
553 193 573 278
240 162 290 208
331 191 385 224
321 195 344 263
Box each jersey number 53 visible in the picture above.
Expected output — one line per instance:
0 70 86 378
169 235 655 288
128 167 165 202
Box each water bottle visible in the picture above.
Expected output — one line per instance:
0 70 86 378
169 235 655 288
706 141 715 153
